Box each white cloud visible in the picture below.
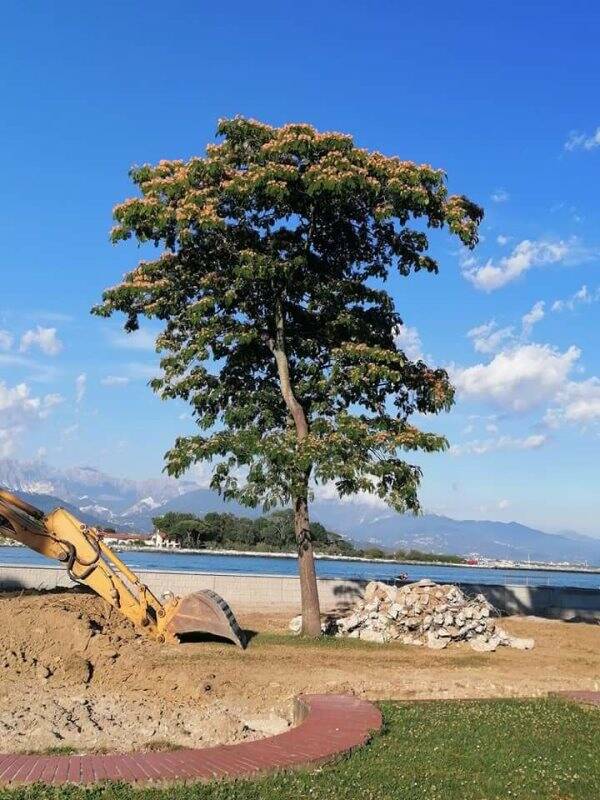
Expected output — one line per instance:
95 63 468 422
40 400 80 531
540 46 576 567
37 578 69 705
101 375 130 387
313 480 388 510
0 381 63 456
565 127 600 152
498 499 510 510
467 321 514 354
37 393 62 418
491 188 510 203
450 433 547 456
521 301 545 338
452 343 580 412
393 324 424 361
552 285 600 312
20 326 63 356
0 429 20 458
62 423 80 438
463 239 571 292
496 235 510 246
0 331 13 352
75 373 87 404
545 378 600 427
110 328 157 351
467 302 545 354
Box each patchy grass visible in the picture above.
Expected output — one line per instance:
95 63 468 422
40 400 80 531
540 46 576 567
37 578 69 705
242 632 493 669
251 631 392 649
2 698 599 799
141 740 184 753
27 746 78 757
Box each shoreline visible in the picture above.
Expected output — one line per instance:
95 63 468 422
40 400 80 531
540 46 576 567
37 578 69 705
1 541 598 575
106 545 600 574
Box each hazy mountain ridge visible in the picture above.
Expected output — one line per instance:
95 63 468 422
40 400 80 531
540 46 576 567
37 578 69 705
1 459 599 564
0 459 199 522
118 488 600 564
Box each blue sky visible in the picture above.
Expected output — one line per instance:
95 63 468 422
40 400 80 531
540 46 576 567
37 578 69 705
1 1 599 534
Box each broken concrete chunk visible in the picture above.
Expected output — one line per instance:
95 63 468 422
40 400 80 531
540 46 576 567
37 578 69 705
288 615 337 636
507 637 535 650
469 635 500 652
426 632 450 650
359 628 388 643
337 612 362 633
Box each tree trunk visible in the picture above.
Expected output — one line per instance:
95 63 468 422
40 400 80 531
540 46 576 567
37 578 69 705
268 298 322 636
294 493 322 636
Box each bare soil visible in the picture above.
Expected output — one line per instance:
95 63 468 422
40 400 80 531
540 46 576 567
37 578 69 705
1 589 599 755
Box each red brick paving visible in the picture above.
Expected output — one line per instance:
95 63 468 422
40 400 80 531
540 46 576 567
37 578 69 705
553 690 600 706
0 694 382 787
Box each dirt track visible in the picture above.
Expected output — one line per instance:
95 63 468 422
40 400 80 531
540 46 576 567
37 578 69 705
1 589 599 754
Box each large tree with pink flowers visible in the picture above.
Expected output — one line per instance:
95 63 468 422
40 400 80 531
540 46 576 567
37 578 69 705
94 117 482 636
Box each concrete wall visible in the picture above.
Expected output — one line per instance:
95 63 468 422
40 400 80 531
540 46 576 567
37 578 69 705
0 563 363 617
460 582 600 622
0 563 599 621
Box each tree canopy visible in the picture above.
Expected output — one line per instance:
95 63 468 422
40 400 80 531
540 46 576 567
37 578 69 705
94 117 482 513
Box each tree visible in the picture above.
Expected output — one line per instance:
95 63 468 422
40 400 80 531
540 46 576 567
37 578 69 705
93 117 482 636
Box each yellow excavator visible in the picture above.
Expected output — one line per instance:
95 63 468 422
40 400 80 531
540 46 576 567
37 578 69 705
0 488 246 648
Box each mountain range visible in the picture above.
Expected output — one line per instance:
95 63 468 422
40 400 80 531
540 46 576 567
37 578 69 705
1 458 599 565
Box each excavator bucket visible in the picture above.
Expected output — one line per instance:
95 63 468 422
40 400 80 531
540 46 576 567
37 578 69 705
166 589 247 648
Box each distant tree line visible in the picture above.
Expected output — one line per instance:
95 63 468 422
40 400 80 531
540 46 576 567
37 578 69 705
360 545 465 564
151 510 465 563
151 510 355 556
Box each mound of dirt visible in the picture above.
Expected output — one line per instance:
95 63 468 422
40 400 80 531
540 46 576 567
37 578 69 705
0 590 291 754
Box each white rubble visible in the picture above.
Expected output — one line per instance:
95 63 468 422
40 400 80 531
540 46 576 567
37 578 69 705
288 614 337 635
289 579 534 652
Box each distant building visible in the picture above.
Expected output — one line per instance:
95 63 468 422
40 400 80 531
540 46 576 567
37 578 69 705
149 530 181 549
98 531 148 547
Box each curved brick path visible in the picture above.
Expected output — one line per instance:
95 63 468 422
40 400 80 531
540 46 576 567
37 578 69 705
0 694 382 787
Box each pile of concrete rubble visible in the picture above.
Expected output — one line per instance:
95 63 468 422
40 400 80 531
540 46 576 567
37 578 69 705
290 579 534 651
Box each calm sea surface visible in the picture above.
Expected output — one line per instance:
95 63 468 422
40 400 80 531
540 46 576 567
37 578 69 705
1 545 599 590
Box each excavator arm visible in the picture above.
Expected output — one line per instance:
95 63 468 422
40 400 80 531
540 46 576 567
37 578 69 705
0 488 246 648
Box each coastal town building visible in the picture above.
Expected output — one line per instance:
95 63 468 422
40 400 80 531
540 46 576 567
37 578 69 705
97 531 148 548
149 530 181 549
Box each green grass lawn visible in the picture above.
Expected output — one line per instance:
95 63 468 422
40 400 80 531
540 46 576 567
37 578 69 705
4 698 600 800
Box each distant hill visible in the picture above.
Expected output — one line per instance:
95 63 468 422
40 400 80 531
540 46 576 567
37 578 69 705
1 457 599 564
307 499 600 564
151 491 600 565
2 492 111 529
0 458 198 529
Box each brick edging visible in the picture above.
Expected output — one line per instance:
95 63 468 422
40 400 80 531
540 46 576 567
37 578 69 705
0 694 382 786
552 690 600 706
